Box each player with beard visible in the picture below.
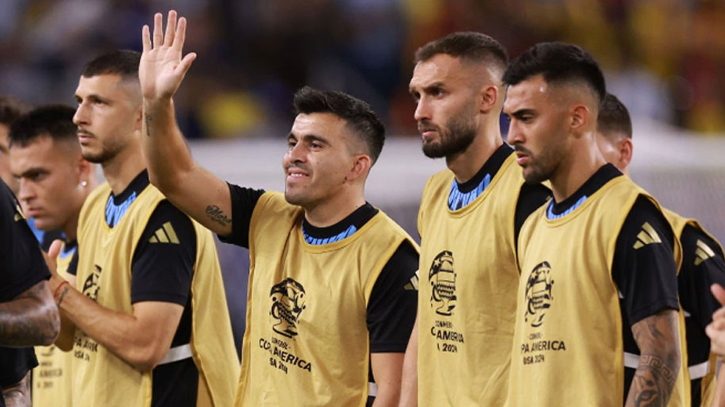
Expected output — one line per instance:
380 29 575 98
504 42 683 406
399 32 550 407
139 11 418 407
596 93 725 407
45 49 239 407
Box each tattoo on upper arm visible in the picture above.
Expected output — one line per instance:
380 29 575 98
205 205 232 227
0 281 59 347
627 311 680 407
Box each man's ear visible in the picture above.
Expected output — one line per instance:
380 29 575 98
619 137 633 169
345 155 372 183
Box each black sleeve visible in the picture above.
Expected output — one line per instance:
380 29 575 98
66 249 79 277
0 182 50 301
217 183 265 248
0 347 37 387
367 241 419 353
612 196 680 326
514 183 551 245
130 200 197 305
677 224 725 327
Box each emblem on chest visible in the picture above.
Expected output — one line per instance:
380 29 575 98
269 278 307 338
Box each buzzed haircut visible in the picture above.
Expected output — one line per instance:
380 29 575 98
0 96 31 127
414 32 509 72
293 86 386 165
503 42 606 104
9 105 78 148
81 50 140 81
598 93 632 139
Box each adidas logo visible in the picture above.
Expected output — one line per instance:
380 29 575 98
633 222 662 249
404 272 419 291
149 222 180 244
694 239 716 266
13 205 24 222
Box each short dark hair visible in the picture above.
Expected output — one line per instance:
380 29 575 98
598 93 632 139
414 32 509 72
293 86 386 164
9 105 78 148
0 96 31 127
503 42 606 104
81 50 140 80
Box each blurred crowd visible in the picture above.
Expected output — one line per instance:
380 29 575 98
1 0 724 139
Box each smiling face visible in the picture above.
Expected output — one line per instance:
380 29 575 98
10 136 86 233
73 74 141 165
504 75 570 184
409 54 481 159
283 112 361 209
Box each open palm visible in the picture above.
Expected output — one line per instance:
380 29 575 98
139 11 196 101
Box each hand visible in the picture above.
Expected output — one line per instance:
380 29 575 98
42 239 65 293
706 284 725 356
139 11 197 101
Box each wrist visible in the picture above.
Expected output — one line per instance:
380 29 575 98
53 280 69 301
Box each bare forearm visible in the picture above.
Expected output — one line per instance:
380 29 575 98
0 281 59 347
56 286 162 371
2 372 31 407
142 98 194 194
398 319 418 407
625 310 680 407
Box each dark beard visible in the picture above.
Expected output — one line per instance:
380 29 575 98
421 111 477 159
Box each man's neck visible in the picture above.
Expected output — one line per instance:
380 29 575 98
446 126 503 184
303 191 366 229
550 142 607 203
101 143 146 196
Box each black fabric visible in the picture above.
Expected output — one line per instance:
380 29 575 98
678 224 725 403
367 240 419 353
613 196 680 326
39 229 64 252
218 183 265 248
548 164 622 215
0 181 50 301
456 143 512 192
103 173 199 407
66 246 79 277
151 358 198 407
0 347 36 387
514 182 551 246
302 203 378 239
131 200 196 306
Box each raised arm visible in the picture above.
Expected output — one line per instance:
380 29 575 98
139 11 232 236
625 309 681 407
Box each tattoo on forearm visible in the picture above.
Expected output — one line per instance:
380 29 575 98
57 287 70 307
206 205 232 227
627 311 680 407
145 113 153 137
0 281 60 347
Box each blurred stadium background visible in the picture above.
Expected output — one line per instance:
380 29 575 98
3 0 724 350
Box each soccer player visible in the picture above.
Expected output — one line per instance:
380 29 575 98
139 11 418 407
8 104 97 407
46 49 239 407
504 42 682 406
400 32 550 406
0 176 60 407
597 93 725 406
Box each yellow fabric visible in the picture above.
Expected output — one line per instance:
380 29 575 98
665 209 725 407
74 182 239 407
509 176 685 407
32 243 74 407
416 154 525 406
234 192 416 407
